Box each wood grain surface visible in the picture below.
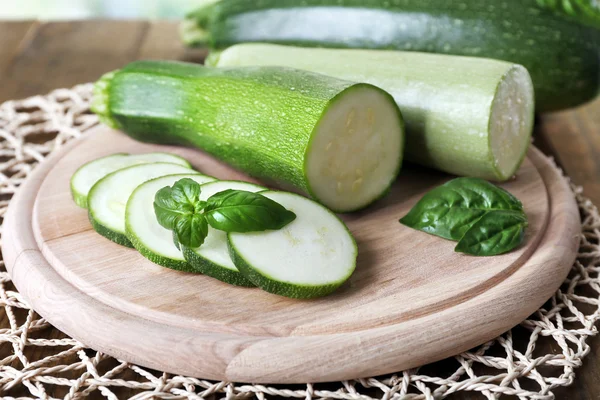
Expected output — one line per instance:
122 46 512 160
2 123 580 383
0 20 598 398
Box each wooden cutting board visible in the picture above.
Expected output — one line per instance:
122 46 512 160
3 126 580 384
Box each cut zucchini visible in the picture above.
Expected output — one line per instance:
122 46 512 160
71 152 191 208
228 191 357 299
92 61 405 212
88 162 195 247
213 44 535 181
125 174 216 271
180 180 265 286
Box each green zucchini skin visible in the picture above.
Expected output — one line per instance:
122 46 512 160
226 237 350 299
184 0 600 111
182 246 255 287
92 60 404 213
127 229 196 272
536 0 600 29
88 211 135 248
227 190 358 299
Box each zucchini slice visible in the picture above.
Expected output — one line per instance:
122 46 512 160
125 173 216 271
71 152 191 208
88 162 195 247
228 191 357 299
181 180 265 286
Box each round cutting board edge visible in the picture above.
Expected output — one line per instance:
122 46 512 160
2 128 581 384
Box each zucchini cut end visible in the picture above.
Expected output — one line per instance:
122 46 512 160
489 65 535 181
70 153 192 210
305 84 404 212
228 191 357 299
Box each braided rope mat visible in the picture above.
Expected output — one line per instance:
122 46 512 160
0 85 599 400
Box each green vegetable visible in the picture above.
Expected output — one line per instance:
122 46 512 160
536 0 600 29
455 210 528 256
92 60 405 212
175 213 209 249
401 178 528 256
187 0 600 111
204 189 296 233
400 178 524 241
154 178 209 248
179 180 266 287
212 44 535 181
228 191 357 298
88 162 196 247
70 152 191 208
154 178 296 248
126 174 216 271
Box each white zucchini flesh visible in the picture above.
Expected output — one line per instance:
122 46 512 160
70 152 191 208
228 191 357 299
306 86 404 212
88 162 195 247
125 174 216 271
181 180 265 286
489 67 535 178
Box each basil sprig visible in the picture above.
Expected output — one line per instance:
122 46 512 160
154 179 296 248
204 189 297 233
400 178 528 256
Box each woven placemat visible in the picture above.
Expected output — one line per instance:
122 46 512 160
0 85 599 400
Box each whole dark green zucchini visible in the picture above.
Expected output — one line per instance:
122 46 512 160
182 0 600 112
536 0 600 29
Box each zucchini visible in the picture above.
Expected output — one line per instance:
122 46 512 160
212 44 535 181
70 153 191 208
184 0 600 111
180 180 265 286
228 191 357 299
88 162 195 247
92 61 405 213
537 0 600 29
125 173 216 271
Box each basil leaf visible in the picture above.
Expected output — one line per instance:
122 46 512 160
205 190 296 233
154 186 191 230
174 213 209 248
455 210 528 256
171 178 201 207
400 178 524 240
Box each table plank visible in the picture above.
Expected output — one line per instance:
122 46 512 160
0 21 38 84
0 20 149 103
536 97 600 206
137 20 208 62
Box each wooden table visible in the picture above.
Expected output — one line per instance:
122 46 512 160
0 20 598 399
